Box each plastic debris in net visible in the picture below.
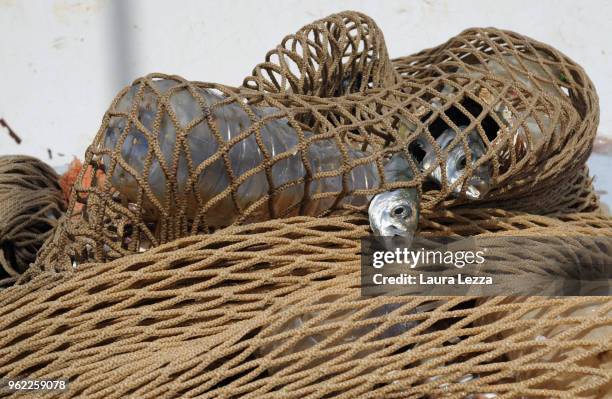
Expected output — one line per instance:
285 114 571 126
38 13 599 272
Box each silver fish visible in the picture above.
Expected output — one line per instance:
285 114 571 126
420 127 492 200
368 189 418 238
417 54 561 177
101 79 419 237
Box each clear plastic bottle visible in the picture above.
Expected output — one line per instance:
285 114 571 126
101 79 416 228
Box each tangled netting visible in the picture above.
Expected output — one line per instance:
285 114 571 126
2 10 607 398
244 16 599 212
36 11 600 269
243 11 400 96
0 156 65 286
3 213 612 398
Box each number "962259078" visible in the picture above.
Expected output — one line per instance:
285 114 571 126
2 379 68 391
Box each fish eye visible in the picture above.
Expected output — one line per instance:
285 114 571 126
457 155 467 170
392 205 412 218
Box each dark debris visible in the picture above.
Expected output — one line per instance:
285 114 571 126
0 118 21 144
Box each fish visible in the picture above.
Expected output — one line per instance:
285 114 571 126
101 79 419 238
419 126 492 200
368 188 418 238
418 53 562 176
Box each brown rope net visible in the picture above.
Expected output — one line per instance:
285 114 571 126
244 16 599 212
0 10 609 398
243 11 400 96
37 12 599 269
3 212 612 398
0 155 65 286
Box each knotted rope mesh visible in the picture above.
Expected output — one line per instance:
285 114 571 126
0 155 65 286
36 76 422 268
35 12 600 269
0 10 609 398
3 212 612 398
243 11 400 96
390 26 599 212
244 16 599 211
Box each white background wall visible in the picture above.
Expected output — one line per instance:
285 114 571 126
1 0 611 164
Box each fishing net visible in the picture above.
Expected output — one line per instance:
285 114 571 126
244 14 600 212
0 156 65 286
243 11 400 96
5 11 608 398
35 74 420 269
390 26 599 212
36 13 599 269
3 213 611 398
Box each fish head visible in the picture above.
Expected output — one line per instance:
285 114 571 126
368 188 419 239
445 132 491 199
462 171 491 199
418 135 437 171
420 129 459 188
